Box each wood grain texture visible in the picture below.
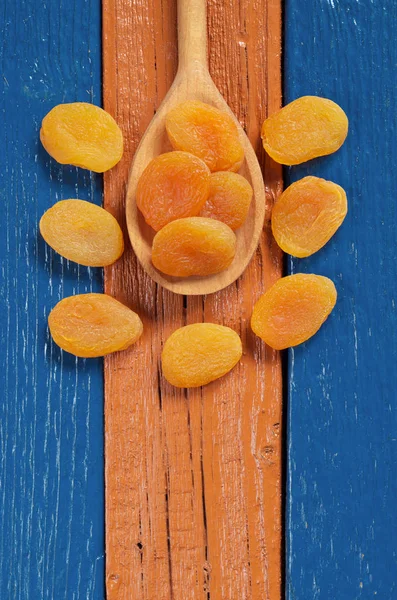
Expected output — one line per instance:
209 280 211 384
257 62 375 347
103 1 283 599
285 1 397 598
0 0 104 598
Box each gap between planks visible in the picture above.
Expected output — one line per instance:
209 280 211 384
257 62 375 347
103 1 283 598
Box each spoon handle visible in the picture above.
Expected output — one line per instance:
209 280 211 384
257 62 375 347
177 0 208 71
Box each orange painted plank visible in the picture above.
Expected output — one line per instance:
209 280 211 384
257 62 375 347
103 1 283 599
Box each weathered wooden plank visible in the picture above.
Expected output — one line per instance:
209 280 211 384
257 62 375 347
0 0 104 598
103 1 283 598
285 1 397 598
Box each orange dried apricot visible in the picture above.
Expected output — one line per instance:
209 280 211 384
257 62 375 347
40 102 123 172
136 151 210 231
40 199 124 266
261 96 348 165
200 172 253 230
162 323 242 388
271 177 347 257
48 293 143 358
165 100 244 172
152 217 236 277
251 274 337 349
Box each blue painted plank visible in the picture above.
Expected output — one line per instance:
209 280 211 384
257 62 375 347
285 1 397 598
0 0 104 598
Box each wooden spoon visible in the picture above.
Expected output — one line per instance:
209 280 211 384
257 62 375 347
126 0 265 295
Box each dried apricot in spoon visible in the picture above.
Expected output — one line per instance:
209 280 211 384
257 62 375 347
261 96 348 165
126 0 265 295
271 176 347 257
162 323 242 388
251 274 337 350
48 293 143 358
165 101 244 172
40 102 123 172
136 151 210 231
152 217 236 277
40 199 124 267
200 171 253 230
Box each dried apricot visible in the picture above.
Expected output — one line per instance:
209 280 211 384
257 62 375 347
136 151 210 231
152 217 236 277
40 199 124 267
48 294 143 358
40 102 123 172
251 274 337 349
200 172 253 230
271 177 347 257
165 101 244 172
162 323 242 388
261 96 348 165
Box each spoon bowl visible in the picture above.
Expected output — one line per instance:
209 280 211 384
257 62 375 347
126 0 265 295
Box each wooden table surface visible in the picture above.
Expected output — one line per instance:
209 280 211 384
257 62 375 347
103 1 282 599
285 2 397 598
1 0 396 599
